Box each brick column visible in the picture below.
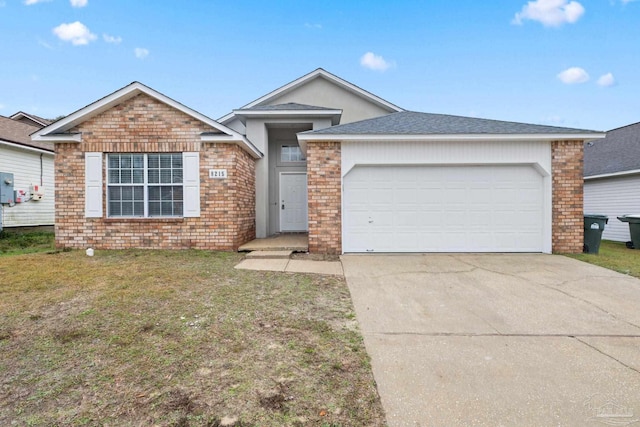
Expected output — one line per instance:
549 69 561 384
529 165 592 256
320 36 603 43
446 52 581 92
551 140 584 253
307 141 341 254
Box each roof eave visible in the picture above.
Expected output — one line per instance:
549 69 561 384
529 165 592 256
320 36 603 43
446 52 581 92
232 108 343 125
584 168 640 180
0 139 54 154
32 133 82 143
297 133 606 142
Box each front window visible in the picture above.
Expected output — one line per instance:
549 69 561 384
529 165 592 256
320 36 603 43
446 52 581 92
107 153 183 217
280 145 305 162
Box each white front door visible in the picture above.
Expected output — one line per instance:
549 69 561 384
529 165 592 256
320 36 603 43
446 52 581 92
279 172 308 232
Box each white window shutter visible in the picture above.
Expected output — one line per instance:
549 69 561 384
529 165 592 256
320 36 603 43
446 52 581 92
85 152 103 218
182 152 200 217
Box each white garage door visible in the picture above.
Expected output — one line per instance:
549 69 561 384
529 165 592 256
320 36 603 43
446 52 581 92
343 165 544 253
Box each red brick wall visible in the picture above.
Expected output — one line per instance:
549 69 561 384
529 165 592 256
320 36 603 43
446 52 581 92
307 141 341 254
54 93 255 250
551 140 584 253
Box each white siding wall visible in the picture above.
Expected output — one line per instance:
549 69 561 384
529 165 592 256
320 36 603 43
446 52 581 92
0 144 55 227
584 175 640 242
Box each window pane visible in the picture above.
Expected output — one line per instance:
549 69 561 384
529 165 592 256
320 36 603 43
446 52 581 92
108 186 121 200
121 155 131 168
281 145 304 162
173 169 183 184
148 169 159 184
172 155 182 169
133 169 144 184
122 187 133 201
109 155 120 169
173 186 183 200
133 155 144 169
160 170 172 184
109 202 121 216
120 169 131 183
160 154 172 168
148 186 160 200
133 186 144 200
148 155 159 169
121 201 134 216
108 169 119 184
174 202 183 216
148 201 160 216
134 202 144 216
161 202 173 215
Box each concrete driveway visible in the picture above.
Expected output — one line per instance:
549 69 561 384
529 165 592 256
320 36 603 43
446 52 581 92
341 254 640 427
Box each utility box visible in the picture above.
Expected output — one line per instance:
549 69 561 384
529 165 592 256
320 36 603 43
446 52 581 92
0 172 14 204
31 184 44 201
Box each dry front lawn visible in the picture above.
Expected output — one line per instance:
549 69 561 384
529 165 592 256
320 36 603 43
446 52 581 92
0 249 385 426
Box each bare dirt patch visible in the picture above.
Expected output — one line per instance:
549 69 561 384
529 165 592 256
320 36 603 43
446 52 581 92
0 250 385 426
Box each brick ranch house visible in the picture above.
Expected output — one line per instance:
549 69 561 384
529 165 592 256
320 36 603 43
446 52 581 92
32 69 604 254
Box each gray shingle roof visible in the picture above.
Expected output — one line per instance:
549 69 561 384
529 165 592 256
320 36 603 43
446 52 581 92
305 111 601 135
239 103 338 111
584 121 640 177
0 116 54 152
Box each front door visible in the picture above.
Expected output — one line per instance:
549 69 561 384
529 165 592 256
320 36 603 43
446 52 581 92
279 172 308 232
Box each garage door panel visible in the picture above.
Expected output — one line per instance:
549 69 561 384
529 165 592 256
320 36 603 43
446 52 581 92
344 165 544 253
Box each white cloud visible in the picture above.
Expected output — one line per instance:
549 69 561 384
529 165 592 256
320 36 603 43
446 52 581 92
134 47 149 59
103 33 122 44
557 67 590 84
53 21 97 45
513 0 585 27
70 0 88 7
0 103 5 110
597 72 616 87
304 23 322 29
360 52 394 72
24 0 52 4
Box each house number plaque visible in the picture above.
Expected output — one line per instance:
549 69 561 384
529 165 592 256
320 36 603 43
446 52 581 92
209 169 228 179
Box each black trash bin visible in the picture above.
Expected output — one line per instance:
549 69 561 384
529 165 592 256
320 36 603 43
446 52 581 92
584 214 608 254
617 215 640 249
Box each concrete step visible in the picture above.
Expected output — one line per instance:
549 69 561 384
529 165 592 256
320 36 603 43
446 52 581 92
245 250 293 260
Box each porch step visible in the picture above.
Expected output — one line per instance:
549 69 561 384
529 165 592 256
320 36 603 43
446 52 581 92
245 250 293 260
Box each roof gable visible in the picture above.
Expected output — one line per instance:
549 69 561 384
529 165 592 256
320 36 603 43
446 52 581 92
584 121 640 177
220 68 403 125
32 82 261 158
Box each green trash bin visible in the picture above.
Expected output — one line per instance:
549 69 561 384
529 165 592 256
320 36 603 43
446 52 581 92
617 215 640 250
584 214 608 254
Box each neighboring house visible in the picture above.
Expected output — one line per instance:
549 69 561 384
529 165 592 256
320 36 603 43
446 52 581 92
10 111 52 128
0 115 55 230
584 122 640 242
32 69 604 254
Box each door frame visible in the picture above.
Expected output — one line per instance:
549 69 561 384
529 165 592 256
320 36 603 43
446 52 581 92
279 171 308 232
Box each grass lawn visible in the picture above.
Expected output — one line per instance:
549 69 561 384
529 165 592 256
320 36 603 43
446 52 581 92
566 240 640 279
0 249 385 426
0 230 55 256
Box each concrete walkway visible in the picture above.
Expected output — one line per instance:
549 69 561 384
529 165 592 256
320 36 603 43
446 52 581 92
235 257 343 276
341 254 640 427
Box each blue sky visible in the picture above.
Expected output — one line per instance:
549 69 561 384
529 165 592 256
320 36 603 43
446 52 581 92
0 0 638 131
